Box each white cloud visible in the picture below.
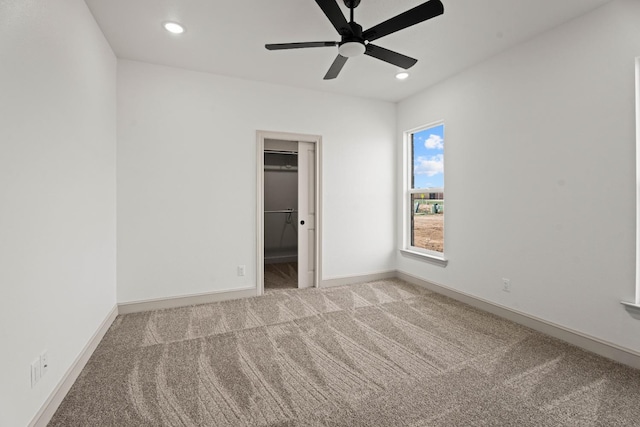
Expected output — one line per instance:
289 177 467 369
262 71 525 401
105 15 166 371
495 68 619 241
414 154 443 177
424 134 444 150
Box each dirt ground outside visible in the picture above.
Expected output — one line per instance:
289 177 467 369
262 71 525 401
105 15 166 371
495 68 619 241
413 214 443 252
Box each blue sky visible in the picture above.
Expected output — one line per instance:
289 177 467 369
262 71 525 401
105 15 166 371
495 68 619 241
412 124 444 189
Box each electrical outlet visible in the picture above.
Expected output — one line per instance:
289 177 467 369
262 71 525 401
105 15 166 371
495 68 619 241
40 351 49 376
502 278 511 292
237 265 246 277
31 358 41 388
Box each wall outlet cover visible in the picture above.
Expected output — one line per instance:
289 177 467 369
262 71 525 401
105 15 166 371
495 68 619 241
40 351 49 376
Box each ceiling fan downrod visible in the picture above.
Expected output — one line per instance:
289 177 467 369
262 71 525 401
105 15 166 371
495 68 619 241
344 0 360 22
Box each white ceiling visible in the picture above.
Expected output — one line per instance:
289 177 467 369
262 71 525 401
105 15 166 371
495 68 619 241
85 0 612 103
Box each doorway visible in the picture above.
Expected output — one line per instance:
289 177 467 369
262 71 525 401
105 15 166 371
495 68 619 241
257 131 322 295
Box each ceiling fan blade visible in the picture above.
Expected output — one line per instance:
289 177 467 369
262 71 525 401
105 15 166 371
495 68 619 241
315 0 352 36
324 54 348 80
362 0 444 42
365 44 417 69
266 41 338 50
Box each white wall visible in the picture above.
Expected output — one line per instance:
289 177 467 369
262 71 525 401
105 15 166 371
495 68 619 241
397 0 640 352
117 60 396 303
0 0 117 425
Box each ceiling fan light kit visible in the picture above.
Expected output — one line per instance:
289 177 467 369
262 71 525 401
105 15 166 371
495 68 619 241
338 41 366 57
265 0 444 80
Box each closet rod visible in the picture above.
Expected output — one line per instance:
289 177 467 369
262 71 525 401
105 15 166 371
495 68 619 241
265 210 298 213
264 150 298 155
264 165 298 171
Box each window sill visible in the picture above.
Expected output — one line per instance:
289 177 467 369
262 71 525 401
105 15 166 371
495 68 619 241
400 249 448 267
621 301 640 316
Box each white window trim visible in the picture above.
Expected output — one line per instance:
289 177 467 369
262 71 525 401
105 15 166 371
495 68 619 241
623 58 640 313
401 120 448 267
400 248 448 266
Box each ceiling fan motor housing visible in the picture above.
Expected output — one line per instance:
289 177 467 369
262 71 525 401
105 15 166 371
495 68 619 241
343 0 361 8
338 21 365 57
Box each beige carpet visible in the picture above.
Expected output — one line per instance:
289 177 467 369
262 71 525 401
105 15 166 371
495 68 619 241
264 262 297 291
49 279 640 426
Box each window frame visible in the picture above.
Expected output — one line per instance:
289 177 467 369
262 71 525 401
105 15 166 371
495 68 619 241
623 57 640 312
401 120 448 266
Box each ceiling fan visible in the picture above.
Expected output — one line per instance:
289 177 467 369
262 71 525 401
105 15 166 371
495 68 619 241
265 0 444 80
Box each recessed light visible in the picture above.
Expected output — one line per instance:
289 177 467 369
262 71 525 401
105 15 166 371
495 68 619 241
163 22 185 34
395 72 409 80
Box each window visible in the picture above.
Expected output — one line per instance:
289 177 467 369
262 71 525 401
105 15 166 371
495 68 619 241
404 122 445 260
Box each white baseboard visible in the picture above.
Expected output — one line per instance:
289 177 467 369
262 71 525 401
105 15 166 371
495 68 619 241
29 304 118 427
118 286 258 314
321 270 396 288
397 271 640 370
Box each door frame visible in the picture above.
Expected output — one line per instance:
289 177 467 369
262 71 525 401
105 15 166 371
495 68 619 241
256 130 323 296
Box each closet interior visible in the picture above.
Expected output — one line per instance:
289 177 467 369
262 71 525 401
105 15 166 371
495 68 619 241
263 140 298 290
